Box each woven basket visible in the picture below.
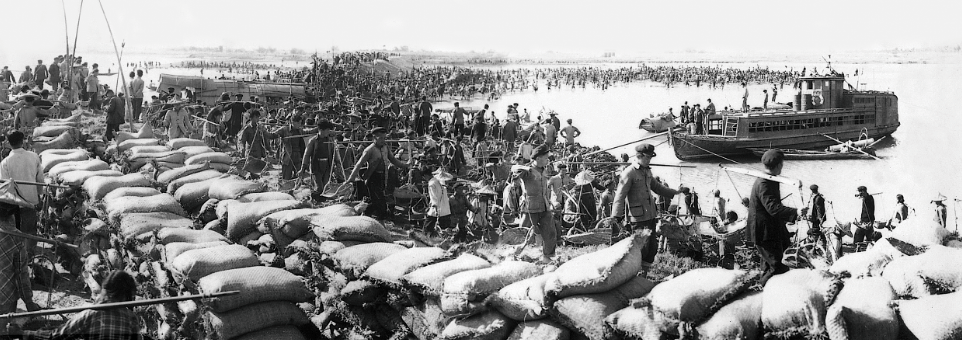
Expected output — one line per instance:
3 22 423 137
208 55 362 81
564 227 612 246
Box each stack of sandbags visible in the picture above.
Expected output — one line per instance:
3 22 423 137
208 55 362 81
256 205 355 247
48 159 109 178
882 245 962 297
124 149 185 172
115 122 155 145
103 193 186 224
156 163 212 186
173 175 228 213
40 149 88 173
761 269 844 339
548 275 656 340
225 200 306 241
167 169 224 194
363 247 448 288
179 146 214 159
33 125 78 140
872 218 951 258
441 261 542 318
200 267 315 340
59 169 124 186
893 290 962 340
120 212 193 239
333 242 408 280
118 138 162 154
208 177 267 201
83 173 152 201
403 254 492 296
829 245 894 278
544 231 649 298
311 216 393 243
605 267 755 339
825 277 898 340
186 152 233 172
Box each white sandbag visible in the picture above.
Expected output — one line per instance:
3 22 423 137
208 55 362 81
363 247 448 287
59 170 123 186
825 277 898 340
166 138 207 150
83 173 151 201
155 228 228 245
311 215 392 243
442 261 541 317
126 145 170 155
167 170 224 194
225 200 304 241
694 292 764 340
544 231 649 298
40 150 87 173
645 267 752 336
507 320 570 340
829 247 893 278
156 163 210 185
171 244 258 280
438 310 515 340
208 177 266 200
163 241 228 263
205 301 310 340
33 125 77 138
883 245 962 297
403 254 491 296
185 152 232 166
115 122 155 145
894 290 962 340
102 187 161 202
48 159 109 179
104 194 185 224
199 267 314 313
118 138 161 154
179 146 215 159
333 242 407 280
238 192 296 202
119 212 193 238
761 269 843 338
486 274 554 321
888 218 951 247
33 131 77 154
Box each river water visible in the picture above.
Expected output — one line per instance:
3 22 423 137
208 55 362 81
435 62 962 229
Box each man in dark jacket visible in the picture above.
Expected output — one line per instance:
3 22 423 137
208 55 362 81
809 184 827 231
104 90 126 141
747 149 806 286
854 185 875 243
300 119 337 191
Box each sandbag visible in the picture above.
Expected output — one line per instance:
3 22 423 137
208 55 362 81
126 145 169 155
118 138 161 154
163 241 228 263
910 245 962 293
404 254 492 296
156 163 210 185
259 208 341 239
363 247 448 287
38 148 82 157
174 178 220 212
226 200 305 241
167 138 207 150
48 159 109 179
154 228 228 245
179 146 215 159
645 267 753 336
208 177 267 200
59 170 123 186
185 152 232 166
40 150 87 173
115 122 155 145
694 291 764 340
487 274 554 321
205 301 310 340
33 131 76 154
761 269 843 338
83 173 151 201
119 212 193 238
438 310 516 340
825 277 897 340
208 162 231 172
333 242 407 280
549 275 657 340
238 191 296 202
442 261 541 317
167 170 224 194
102 187 161 202
604 304 668 340
311 215 392 243
886 218 951 248
127 150 185 164
171 244 258 280
199 267 313 313
544 231 649 298
231 325 306 340
340 280 385 306
882 254 931 298
104 194 186 224
508 320 569 340
829 247 893 278
894 290 962 340
32 125 77 138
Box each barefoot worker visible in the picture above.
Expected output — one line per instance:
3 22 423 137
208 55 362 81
611 143 687 275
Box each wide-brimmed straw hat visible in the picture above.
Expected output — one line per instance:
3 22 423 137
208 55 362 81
932 193 947 203
475 185 497 196
433 168 454 181
573 170 595 186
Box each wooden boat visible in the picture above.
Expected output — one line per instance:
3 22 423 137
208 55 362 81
670 73 899 161
156 74 306 105
748 147 877 160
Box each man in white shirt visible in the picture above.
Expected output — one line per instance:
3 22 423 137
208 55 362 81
129 70 145 122
0 131 43 257
425 167 453 236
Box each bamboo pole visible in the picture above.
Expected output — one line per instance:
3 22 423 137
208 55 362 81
562 161 695 168
0 228 78 249
1 180 70 189
60 0 70 62
583 131 669 157
0 291 240 319
96 0 134 133
66 0 84 100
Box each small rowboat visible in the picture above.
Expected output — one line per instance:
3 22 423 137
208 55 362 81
748 147 878 160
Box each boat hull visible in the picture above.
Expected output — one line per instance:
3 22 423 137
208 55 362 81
671 124 898 161
747 148 877 160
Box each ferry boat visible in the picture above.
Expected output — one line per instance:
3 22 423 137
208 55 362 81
670 73 899 161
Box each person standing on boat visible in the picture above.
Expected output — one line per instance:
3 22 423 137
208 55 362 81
747 149 806 286
705 99 716 115
762 89 769 110
612 143 687 274
772 85 778 103
854 186 875 244
693 104 705 135
680 102 690 124
741 83 749 112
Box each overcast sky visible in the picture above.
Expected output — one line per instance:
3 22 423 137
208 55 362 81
2 0 960 64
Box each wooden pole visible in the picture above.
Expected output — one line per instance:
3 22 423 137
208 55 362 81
0 291 240 319
66 0 84 99
96 0 134 133
60 0 71 63
562 161 695 168
1 180 70 189
583 131 669 157
0 228 78 249
819 133 881 160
